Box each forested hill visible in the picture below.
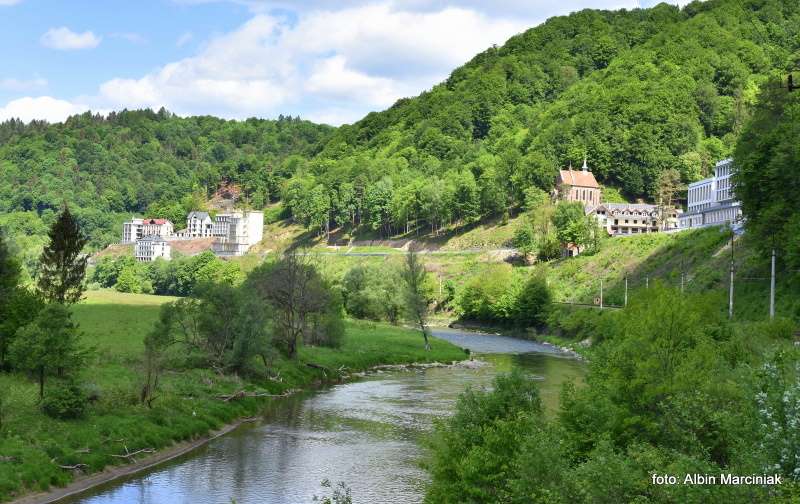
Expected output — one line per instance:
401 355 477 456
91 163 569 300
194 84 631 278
0 110 333 248
2 0 799 253
306 0 799 205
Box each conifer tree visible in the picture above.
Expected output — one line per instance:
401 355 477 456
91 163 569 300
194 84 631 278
37 206 88 304
0 225 21 301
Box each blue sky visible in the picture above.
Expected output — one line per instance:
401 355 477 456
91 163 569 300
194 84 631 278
0 0 682 125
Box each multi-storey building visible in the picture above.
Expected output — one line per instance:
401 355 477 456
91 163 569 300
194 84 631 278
122 218 144 243
590 203 680 236
135 235 171 262
679 158 741 229
556 159 601 208
122 218 173 243
211 211 264 256
186 211 214 237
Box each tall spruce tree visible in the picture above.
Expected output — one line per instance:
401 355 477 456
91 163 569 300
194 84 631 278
0 225 21 301
37 207 88 304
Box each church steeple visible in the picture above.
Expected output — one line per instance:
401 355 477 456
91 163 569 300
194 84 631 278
582 157 588 172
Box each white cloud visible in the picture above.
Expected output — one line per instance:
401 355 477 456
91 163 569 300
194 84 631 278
0 96 90 123
0 77 47 92
176 32 193 47
0 0 22 5
14 0 653 124
40 27 101 50
92 3 532 123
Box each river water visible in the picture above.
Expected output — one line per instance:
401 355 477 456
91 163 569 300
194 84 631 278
66 329 584 504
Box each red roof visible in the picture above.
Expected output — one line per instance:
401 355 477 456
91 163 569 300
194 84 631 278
557 169 599 189
144 218 171 225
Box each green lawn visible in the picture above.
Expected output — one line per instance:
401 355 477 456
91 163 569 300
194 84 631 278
0 291 464 502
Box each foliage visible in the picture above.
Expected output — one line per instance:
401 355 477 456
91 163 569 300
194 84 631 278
428 285 800 503
8 304 85 399
313 480 353 504
341 262 405 323
734 78 800 268
513 273 552 327
36 207 88 305
755 353 800 480
454 266 552 327
0 291 465 502
91 251 243 296
0 111 332 254
402 250 434 350
41 380 88 420
425 370 543 503
248 254 342 358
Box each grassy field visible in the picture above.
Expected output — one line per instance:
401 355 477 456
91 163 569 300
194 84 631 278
0 291 465 502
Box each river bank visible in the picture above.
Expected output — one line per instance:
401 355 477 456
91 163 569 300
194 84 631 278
1 293 466 504
51 333 586 504
12 357 483 504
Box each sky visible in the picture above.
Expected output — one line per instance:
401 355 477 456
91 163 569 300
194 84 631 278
0 0 684 126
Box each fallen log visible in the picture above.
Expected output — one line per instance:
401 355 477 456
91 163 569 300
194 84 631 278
110 446 156 463
216 390 295 402
57 463 88 472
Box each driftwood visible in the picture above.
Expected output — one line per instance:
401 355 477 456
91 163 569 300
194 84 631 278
74 447 91 454
306 362 330 371
216 389 298 402
110 446 156 463
57 463 88 472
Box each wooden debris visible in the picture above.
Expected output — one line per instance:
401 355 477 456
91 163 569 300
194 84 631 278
110 445 156 463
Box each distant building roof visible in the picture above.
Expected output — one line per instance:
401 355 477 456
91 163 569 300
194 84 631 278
188 211 210 220
144 218 171 225
557 169 599 189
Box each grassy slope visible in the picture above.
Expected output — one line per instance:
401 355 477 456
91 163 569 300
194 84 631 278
0 291 464 502
542 226 800 321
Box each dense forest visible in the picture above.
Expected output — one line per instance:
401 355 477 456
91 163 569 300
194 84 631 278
0 111 332 252
1 0 799 254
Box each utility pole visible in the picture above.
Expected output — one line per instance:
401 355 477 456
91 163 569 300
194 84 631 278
600 278 604 310
624 275 628 307
770 248 776 319
728 228 735 320
646 276 649 289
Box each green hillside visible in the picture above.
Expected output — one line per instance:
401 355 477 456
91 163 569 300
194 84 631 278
0 112 333 250
279 0 799 237
2 0 799 258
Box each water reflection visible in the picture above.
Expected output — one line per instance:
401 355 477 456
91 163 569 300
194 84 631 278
68 331 584 504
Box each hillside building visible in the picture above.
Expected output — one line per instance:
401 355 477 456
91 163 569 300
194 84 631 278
556 159 601 208
589 203 680 236
679 158 742 229
135 235 171 262
122 218 173 243
211 211 264 256
186 211 214 237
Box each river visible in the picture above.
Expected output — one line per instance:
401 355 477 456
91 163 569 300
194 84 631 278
65 328 584 504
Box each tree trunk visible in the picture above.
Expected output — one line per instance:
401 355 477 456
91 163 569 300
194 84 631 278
39 367 44 400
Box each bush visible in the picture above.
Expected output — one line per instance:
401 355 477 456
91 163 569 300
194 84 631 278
42 381 88 419
513 273 551 328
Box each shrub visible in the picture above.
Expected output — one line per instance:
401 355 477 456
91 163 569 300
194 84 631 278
42 380 88 419
513 273 552 328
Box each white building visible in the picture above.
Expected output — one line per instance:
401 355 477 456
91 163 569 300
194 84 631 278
589 203 680 236
122 218 173 243
135 235 171 262
211 211 264 256
680 158 741 229
122 218 144 243
186 211 214 237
